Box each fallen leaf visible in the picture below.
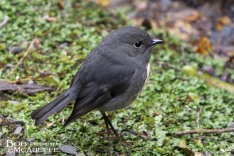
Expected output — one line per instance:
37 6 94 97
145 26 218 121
227 51 234 66
177 138 195 156
58 0 64 9
141 131 149 139
27 138 35 142
14 126 23 134
97 0 110 7
59 145 78 156
216 16 231 30
185 96 193 103
43 15 57 22
167 21 198 41
196 37 212 55
0 80 54 94
7 46 24 54
175 9 201 23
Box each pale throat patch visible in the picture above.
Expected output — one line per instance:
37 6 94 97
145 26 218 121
146 63 150 79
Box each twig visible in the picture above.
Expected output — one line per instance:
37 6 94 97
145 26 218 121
174 128 234 136
196 107 203 128
6 39 36 79
0 16 9 29
157 61 181 71
0 121 25 127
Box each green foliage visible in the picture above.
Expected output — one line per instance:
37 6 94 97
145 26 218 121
0 0 233 155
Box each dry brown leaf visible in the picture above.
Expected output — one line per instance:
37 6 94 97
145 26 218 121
58 0 64 9
0 80 54 94
227 51 234 57
165 9 200 23
175 9 201 22
178 139 195 156
196 37 212 55
227 51 234 64
216 16 231 30
167 21 198 41
43 15 57 22
140 131 149 139
97 0 110 7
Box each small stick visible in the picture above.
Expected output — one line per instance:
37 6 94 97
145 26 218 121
157 61 181 71
174 128 234 136
0 121 25 127
196 107 203 128
6 39 36 79
0 16 9 29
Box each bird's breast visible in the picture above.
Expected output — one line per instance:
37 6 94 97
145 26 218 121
146 63 150 80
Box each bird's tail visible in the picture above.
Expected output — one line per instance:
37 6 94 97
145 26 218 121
31 90 75 125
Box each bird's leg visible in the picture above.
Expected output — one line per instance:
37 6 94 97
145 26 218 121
99 112 132 147
102 112 111 134
101 111 119 137
96 111 114 136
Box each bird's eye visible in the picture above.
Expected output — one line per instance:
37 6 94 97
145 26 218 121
134 41 143 48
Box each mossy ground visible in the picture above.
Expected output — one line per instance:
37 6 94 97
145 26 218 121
0 1 233 155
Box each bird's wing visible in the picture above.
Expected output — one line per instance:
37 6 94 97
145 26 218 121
64 53 135 126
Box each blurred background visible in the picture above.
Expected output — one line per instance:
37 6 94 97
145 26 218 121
96 0 234 84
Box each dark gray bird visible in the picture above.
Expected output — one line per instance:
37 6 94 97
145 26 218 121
31 26 163 136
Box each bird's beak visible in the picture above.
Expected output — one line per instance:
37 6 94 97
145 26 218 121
149 39 163 47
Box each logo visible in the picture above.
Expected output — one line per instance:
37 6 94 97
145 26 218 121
5 140 60 154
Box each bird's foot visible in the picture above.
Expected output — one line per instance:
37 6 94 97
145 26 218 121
95 129 114 136
97 131 132 146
